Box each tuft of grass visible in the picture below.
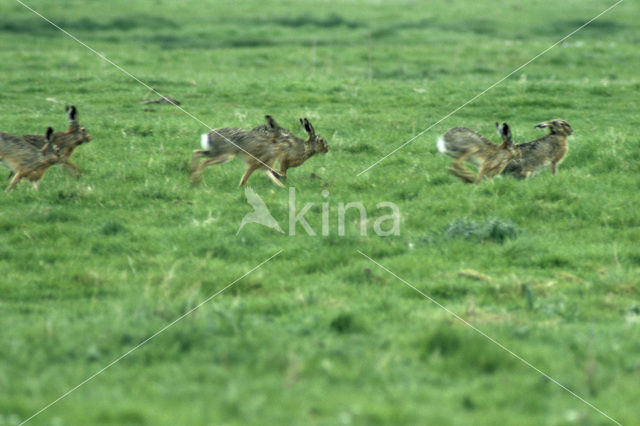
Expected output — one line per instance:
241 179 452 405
445 218 518 243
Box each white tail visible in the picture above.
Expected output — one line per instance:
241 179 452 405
200 133 210 150
436 136 448 154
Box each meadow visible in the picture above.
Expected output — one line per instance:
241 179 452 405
1 0 639 424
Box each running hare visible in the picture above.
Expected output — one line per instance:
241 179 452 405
502 119 573 178
191 115 284 187
437 122 519 184
7 106 92 179
0 127 61 191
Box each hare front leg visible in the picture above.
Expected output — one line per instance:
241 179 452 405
264 169 285 187
277 159 289 181
63 160 83 177
262 159 284 187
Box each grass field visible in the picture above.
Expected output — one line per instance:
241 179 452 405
1 0 639 424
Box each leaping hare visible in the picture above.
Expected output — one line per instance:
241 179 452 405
0 127 61 191
191 116 328 187
190 115 284 187
437 122 519 184
502 119 573 178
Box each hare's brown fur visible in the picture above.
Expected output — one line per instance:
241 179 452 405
190 115 283 187
0 127 60 191
11 106 92 178
502 119 573 178
191 116 328 187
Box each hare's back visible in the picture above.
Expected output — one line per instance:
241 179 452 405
443 127 492 151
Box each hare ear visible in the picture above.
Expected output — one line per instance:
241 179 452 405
66 105 77 122
496 122 510 140
299 118 305 127
535 121 551 129
502 123 512 141
264 115 277 130
303 118 315 137
40 127 54 152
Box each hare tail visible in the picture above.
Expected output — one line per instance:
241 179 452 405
200 133 210 150
436 136 448 154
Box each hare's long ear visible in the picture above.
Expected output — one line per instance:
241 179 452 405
264 115 278 130
502 123 512 144
66 105 78 122
535 120 551 129
302 118 315 137
40 127 54 152
496 122 512 144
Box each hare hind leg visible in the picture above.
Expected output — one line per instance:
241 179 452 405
449 149 479 183
190 149 209 172
191 155 230 185
475 167 487 185
239 163 261 187
448 163 475 183
7 172 23 191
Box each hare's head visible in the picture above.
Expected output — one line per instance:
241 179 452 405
535 119 573 137
66 105 92 144
40 127 61 160
300 118 329 154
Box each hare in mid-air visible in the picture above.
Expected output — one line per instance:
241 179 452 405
437 122 519 184
190 115 284 187
502 119 573 178
0 127 61 190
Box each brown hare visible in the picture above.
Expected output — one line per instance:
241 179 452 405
502 119 573 178
437 122 519 184
190 115 284 187
0 127 61 191
9 106 92 178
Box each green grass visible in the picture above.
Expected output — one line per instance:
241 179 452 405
1 0 639 424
